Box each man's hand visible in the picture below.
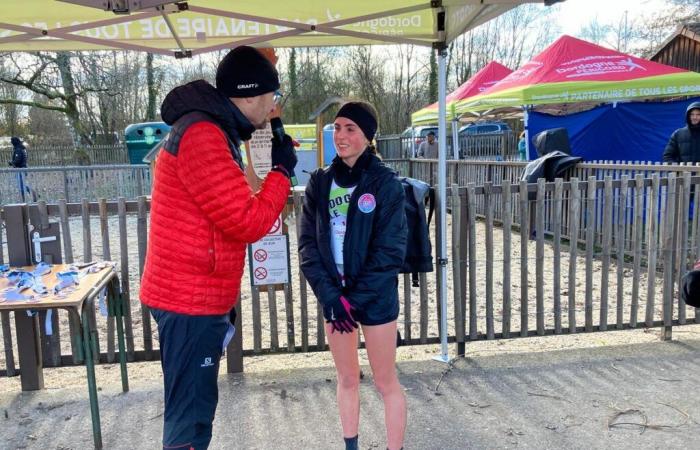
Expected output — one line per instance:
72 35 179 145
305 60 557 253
270 134 297 179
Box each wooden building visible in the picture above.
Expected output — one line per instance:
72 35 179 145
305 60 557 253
651 23 700 73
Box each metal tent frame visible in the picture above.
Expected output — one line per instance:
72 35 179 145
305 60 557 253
1 0 565 362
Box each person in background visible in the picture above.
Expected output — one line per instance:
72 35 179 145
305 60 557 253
518 130 528 161
9 136 28 202
417 131 438 159
9 136 27 168
140 46 297 450
299 101 408 450
662 102 700 163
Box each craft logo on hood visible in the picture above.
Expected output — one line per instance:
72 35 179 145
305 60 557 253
556 56 646 78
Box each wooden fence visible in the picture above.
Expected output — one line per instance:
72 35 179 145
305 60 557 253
0 145 128 166
0 165 151 204
1 172 698 374
450 175 699 345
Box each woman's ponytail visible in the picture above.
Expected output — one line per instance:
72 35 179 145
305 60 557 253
367 141 382 159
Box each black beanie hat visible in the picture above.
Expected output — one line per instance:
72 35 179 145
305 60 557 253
681 270 700 308
216 46 280 98
335 102 378 141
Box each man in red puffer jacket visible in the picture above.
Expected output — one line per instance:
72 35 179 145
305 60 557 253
140 46 297 450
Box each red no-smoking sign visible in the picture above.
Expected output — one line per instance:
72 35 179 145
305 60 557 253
254 249 267 262
254 267 268 280
268 217 282 235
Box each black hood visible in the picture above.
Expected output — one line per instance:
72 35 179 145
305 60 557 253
686 101 700 131
11 136 24 148
160 79 256 144
330 149 377 186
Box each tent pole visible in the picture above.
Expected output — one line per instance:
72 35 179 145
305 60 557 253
523 107 530 160
451 119 460 160
411 125 417 158
434 46 450 364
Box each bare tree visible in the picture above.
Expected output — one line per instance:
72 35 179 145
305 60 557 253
446 4 558 93
578 17 612 46
0 52 109 144
635 0 700 57
0 81 24 137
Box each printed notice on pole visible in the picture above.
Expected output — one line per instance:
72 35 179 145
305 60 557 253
250 235 288 286
248 124 273 178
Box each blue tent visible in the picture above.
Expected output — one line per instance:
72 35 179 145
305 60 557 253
528 97 700 162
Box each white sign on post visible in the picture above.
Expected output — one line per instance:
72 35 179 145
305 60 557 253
250 235 289 286
248 124 273 178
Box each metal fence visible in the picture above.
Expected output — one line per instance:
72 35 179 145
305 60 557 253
385 159 700 252
390 159 700 189
1 171 698 374
0 165 151 204
1 145 129 166
377 131 518 160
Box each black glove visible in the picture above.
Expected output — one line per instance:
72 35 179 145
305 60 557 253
270 134 297 179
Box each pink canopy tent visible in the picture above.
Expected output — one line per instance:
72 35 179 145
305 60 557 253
411 60 512 124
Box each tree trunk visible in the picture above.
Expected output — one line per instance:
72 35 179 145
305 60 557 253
56 52 92 146
146 53 157 122
288 48 298 123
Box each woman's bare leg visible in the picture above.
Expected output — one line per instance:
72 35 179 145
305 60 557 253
326 323 361 440
363 321 406 450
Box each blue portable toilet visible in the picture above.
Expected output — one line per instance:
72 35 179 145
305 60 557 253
323 123 335 166
124 122 171 164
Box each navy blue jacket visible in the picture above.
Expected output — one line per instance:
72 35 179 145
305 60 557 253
663 102 700 163
299 151 407 324
10 141 27 168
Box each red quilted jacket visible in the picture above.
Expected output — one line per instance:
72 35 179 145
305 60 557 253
140 81 290 315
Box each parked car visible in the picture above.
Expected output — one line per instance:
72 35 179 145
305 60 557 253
457 122 513 160
401 126 438 156
458 121 512 136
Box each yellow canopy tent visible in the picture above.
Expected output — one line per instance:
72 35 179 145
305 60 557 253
0 1 562 54
0 0 566 361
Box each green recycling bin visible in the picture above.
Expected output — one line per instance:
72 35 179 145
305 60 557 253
124 122 171 164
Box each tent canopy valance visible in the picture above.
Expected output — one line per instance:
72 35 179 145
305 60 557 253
0 0 560 56
458 35 700 115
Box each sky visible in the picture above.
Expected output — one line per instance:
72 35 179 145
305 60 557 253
554 0 670 35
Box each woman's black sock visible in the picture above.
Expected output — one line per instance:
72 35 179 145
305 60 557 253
344 435 358 450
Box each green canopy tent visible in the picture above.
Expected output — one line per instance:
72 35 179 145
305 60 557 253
1 0 565 361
